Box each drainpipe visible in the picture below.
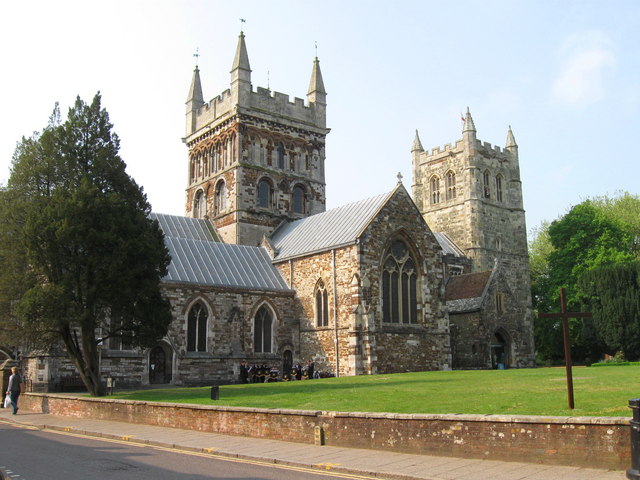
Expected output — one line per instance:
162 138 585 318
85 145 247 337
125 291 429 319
332 249 339 377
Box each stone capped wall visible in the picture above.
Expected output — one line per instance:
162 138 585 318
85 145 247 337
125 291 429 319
18 393 631 470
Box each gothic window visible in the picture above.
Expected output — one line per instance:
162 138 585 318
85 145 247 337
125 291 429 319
430 176 440 204
259 144 266 165
496 174 504 202
483 170 491 199
257 179 272 209
382 239 419 324
189 156 196 183
445 170 456 200
108 314 133 350
193 190 206 219
254 305 273 353
187 302 208 352
292 185 306 214
214 180 226 213
315 280 329 327
277 142 285 169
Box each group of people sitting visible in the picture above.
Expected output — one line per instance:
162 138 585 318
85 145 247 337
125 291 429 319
239 360 318 383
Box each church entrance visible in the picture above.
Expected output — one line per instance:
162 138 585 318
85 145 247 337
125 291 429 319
490 331 509 369
149 343 172 384
282 349 293 377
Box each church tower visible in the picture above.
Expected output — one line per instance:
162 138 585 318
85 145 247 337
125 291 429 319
184 32 329 246
412 109 528 271
412 109 534 368
411 109 531 305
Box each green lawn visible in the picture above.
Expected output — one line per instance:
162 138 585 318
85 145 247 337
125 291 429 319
109 366 640 417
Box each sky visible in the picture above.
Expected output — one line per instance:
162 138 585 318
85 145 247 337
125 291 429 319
1 0 639 237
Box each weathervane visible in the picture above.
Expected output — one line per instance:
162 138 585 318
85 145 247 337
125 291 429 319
315 41 318 58
193 47 200 67
240 18 246 32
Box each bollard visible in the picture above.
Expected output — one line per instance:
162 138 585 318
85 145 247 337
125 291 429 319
210 385 219 400
314 425 325 446
628 398 640 480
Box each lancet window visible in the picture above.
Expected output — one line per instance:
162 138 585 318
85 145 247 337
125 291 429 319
445 170 456 200
254 305 273 353
483 170 491 199
495 174 503 202
430 176 441 205
187 301 208 352
315 280 329 327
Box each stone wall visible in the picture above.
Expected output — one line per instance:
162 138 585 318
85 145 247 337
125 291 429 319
18 393 630 470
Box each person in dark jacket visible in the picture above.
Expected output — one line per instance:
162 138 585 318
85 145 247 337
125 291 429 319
6 367 22 415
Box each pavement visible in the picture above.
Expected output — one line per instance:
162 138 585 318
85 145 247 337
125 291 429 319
0 408 628 480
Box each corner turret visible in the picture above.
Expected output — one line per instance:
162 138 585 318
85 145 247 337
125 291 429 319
462 107 477 158
307 56 326 128
505 125 518 159
186 65 204 136
230 31 252 104
412 129 424 152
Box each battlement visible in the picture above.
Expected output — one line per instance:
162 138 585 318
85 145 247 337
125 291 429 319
192 83 323 136
422 139 464 161
420 138 508 163
251 87 316 120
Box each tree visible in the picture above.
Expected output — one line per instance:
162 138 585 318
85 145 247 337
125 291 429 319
579 262 640 360
0 94 172 396
531 200 634 363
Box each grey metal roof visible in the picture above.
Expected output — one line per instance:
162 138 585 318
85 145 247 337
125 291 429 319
152 213 291 292
269 191 392 261
151 213 219 242
433 232 466 257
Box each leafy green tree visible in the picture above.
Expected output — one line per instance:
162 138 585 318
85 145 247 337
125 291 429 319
531 201 634 363
0 94 172 396
579 262 640 360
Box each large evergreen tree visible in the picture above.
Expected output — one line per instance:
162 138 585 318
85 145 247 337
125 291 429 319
0 94 172 396
579 262 640 360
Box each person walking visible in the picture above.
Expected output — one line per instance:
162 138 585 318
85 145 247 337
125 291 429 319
6 367 22 415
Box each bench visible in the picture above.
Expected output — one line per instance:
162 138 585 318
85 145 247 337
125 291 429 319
58 376 86 392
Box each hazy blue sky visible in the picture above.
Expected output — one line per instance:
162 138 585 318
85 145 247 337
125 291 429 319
2 0 638 234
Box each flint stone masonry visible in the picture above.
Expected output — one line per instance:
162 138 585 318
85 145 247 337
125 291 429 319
19 393 629 470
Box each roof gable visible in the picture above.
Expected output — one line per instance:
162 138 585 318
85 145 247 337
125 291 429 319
269 191 392 261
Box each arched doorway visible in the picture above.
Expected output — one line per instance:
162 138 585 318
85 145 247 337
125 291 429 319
491 331 510 369
282 350 293 377
149 343 172 384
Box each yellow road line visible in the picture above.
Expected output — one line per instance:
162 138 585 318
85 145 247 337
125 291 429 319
2 424 380 480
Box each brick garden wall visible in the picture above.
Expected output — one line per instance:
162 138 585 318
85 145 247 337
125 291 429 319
19 393 630 470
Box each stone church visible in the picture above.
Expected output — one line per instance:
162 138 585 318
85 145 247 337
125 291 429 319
21 32 535 391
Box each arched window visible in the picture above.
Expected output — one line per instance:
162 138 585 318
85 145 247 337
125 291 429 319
254 305 273 353
445 170 456 200
257 179 272 208
483 170 491 199
215 180 226 213
495 174 503 202
382 239 418 324
292 185 305 214
430 176 440 204
193 190 206 219
315 280 329 327
187 302 208 352
277 142 285 169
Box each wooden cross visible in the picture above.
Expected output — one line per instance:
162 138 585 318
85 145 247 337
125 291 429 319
537 287 592 409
